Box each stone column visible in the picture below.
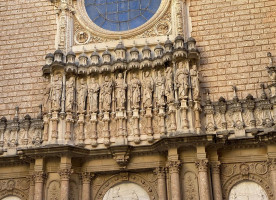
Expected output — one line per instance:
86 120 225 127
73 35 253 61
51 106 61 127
154 167 167 200
81 172 94 200
59 168 73 200
29 174 35 200
167 160 181 200
196 159 211 200
34 171 46 200
211 162 223 200
268 158 276 200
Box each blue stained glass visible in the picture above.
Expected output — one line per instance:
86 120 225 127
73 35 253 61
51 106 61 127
85 0 161 31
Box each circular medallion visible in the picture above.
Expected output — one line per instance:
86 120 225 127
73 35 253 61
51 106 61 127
85 0 161 32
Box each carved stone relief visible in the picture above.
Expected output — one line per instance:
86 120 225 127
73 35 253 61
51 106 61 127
0 178 29 200
47 180 60 200
182 171 199 200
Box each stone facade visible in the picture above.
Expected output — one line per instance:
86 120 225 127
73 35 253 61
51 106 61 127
0 0 276 200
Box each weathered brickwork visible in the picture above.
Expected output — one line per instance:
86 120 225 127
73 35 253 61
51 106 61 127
0 0 56 118
190 0 276 101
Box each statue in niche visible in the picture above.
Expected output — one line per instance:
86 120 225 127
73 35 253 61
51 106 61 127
129 73 141 109
100 76 113 112
175 61 189 100
77 78 87 113
165 67 175 103
88 77 100 113
142 71 154 108
190 64 200 100
155 71 165 107
65 77 75 111
43 79 51 113
51 74 62 111
115 73 127 110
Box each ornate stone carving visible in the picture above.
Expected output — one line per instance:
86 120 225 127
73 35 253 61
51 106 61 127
165 67 175 103
183 171 199 200
100 76 113 112
190 64 200 101
129 73 141 109
47 180 60 200
155 71 166 108
167 160 181 173
33 171 47 183
77 78 87 113
176 61 189 100
51 74 63 111
65 76 75 112
88 77 100 113
196 159 209 172
115 73 127 111
143 71 154 108
59 168 73 181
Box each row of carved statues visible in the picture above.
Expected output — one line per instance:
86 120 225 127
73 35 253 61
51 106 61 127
43 61 200 114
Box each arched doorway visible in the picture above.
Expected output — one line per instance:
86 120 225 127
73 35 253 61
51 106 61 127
103 182 150 200
229 181 268 200
1 197 21 200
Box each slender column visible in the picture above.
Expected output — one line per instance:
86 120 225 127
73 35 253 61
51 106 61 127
59 168 73 200
29 174 35 200
34 171 46 200
154 167 167 200
211 162 223 200
268 158 276 200
196 159 211 200
81 172 94 200
167 160 181 200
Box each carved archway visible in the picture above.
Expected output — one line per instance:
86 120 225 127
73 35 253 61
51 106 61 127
222 174 273 200
94 173 158 200
0 188 27 200
2 196 21 200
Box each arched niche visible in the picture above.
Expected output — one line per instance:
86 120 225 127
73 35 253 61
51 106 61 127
2 196 21 200
229 181 268 200
103 182 150 200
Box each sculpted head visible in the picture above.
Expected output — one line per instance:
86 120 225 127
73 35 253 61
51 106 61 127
118 73 123 79
104 76 109 82
145 71 150 77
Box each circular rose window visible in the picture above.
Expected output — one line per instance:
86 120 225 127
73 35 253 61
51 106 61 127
85 0 161 31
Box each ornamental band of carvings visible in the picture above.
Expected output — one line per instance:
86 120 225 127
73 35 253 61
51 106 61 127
41 36 202 147
0 178 29 200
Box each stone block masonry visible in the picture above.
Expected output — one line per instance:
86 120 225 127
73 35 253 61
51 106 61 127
0 0 56 118
189 0 276 101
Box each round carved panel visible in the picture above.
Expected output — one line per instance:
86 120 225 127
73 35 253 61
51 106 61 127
103 182 150 200
229 181 268 200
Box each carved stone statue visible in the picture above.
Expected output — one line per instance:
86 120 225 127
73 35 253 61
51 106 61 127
51 74 62 111
100 76 113 112
155 71 165 107
88 77 100 113
129 73 141 109
190 64 200 100
77 78 87 113
65 77 75 112
115 73 127 110
165 67 175 103
43 80 51 113
142 71 154 108
175 61 189 100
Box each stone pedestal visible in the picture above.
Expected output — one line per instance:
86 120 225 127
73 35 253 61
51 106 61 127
59 168 73 200
196 159 211 200
211 162 222 200
167 160 181 200
34 171 46 200
81 172 94 200
154 167 167 200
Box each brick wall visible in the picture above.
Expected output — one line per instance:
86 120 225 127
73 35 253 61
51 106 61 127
0 0 56 118
189 0 276 101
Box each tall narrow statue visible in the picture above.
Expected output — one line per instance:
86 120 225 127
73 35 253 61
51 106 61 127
129 73 141 109
100 76 113 112
77 78 87 113
175 61 189 100
165 67 175 103
65 77 75 112
115 73 127 110
143 71 154 108
51 74 62 111
190 64 200 100
43 79 52 113
155 71 165 107
88 77 100 113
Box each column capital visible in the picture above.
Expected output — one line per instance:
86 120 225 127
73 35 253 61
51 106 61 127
29 174 36 186
154 167 166 178
210 161 221 174
166 160 181 174
33 171 47 183
267 158 276 171
59 168 73 180
196 159 209 172
81 172 95 184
